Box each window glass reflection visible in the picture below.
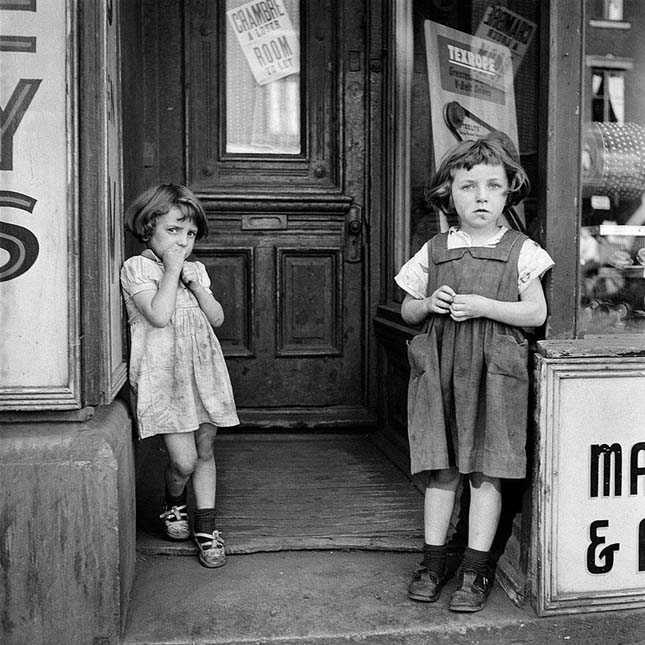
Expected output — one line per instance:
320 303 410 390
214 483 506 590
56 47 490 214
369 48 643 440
579 3 645 334
225 0 301 154
407 2 540 261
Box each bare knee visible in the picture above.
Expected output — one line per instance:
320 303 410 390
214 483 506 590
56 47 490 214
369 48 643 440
168 456 197 479
469 472 501 491
195 425 217 461
430 467 460 487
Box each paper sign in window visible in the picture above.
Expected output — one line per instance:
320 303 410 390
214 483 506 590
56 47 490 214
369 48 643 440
227 0 300 85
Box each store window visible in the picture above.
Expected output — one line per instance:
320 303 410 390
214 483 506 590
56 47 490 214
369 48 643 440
591 69 624 123
579 2 645 334
392 1 541 301
604 0 623 22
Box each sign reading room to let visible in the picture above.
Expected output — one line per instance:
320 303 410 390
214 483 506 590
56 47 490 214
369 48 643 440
227 0 300 85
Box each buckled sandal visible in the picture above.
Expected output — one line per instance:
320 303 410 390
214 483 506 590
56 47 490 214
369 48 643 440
194 530 227 568
159 504 190 541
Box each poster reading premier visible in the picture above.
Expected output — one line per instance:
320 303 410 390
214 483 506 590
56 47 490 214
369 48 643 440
424 21 519 183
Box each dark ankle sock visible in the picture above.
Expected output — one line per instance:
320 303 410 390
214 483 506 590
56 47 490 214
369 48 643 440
422 543 447 577
194 507 216 537
165 488 187 508
461 547 489 575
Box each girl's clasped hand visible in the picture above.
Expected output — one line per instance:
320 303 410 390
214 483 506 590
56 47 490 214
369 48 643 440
428 284 455 315
179 260 201 288
429 286 489 322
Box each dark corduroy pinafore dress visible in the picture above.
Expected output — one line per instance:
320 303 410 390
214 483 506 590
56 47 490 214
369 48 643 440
406 229 530 479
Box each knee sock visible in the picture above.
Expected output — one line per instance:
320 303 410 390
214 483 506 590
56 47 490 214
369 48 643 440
422 543 447 577
165 487 187 508
461 546 489 575
194 508 216 538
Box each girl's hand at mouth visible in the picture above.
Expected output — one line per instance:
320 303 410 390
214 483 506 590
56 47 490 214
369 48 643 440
162 245 186 272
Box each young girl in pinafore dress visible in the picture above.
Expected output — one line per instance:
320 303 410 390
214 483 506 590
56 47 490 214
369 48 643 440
121 184 239 568
395 138 553 612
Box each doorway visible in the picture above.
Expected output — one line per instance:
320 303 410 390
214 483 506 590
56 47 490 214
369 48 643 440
129 0 384 428
122 0 396 550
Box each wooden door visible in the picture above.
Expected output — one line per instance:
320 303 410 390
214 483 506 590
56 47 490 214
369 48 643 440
152 0 378 427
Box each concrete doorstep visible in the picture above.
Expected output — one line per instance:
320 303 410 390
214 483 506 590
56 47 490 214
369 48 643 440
122 550 645 645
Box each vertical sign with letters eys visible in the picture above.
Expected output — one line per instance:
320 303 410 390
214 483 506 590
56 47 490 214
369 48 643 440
0 1 80 408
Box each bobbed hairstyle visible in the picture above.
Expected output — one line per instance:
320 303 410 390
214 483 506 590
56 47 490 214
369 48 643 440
125 183 208 243
425 135 530 218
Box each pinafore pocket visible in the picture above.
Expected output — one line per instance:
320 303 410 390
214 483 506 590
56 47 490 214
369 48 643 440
485 331 529 380
407 332 435 379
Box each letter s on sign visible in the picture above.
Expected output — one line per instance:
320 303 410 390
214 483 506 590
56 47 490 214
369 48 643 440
0 191 39 282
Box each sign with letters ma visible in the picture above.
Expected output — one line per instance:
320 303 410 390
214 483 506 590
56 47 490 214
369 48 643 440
536 358 645 614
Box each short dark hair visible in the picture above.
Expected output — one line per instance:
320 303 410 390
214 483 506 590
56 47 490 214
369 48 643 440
425 136 530 217
125 184 208 242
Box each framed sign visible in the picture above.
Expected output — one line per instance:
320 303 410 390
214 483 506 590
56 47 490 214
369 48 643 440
0 0 81 409
535 353 645 615
0 0 126 411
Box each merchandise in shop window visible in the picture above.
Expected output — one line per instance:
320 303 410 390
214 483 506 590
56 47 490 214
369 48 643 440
580 122 645 333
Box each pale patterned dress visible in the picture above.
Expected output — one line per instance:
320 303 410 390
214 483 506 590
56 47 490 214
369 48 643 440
120 252 239 439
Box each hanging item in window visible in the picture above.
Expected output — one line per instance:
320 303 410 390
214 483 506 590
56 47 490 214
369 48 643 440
227 0 300 86
582 122 645 203
475 5 536 76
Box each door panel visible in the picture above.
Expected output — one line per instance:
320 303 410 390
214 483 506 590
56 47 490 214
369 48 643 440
276 247 342 357
195 204 365 417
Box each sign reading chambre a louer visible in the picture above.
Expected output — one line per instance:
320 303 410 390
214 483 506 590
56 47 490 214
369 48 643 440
227 0 300 85
0 0 80 407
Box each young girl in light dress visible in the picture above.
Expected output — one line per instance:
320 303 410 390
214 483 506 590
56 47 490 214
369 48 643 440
121 184 239 568
395 138 553 612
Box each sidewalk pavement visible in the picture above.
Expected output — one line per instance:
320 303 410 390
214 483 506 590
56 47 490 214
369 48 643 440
122 549 645 645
